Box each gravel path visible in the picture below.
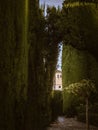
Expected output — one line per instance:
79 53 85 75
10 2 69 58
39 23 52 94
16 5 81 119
47 116 98 130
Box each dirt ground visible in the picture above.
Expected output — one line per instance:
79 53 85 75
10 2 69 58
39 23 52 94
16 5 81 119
47 116 98 130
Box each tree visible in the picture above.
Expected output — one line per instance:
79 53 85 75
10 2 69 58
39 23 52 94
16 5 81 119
64 79 96 130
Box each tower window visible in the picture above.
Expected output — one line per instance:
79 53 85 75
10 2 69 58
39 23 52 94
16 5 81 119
57 75 59 78
60 75 62 78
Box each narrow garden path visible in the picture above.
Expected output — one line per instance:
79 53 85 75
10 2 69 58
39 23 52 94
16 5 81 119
47 116 98 130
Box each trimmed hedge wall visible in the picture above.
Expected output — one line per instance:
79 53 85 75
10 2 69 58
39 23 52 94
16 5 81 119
51 91 63 121
62 2 98 117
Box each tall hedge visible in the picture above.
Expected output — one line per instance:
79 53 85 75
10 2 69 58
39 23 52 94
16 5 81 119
25 1 60 130
62 3 98 115
0 0 29 130
51 91 63 120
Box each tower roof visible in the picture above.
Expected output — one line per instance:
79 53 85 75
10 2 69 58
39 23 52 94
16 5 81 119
55 70 62 73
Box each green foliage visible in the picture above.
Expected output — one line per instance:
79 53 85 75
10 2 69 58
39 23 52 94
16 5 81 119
62 3 98 117
63 0 98 4
62 45 91 86
51 91 63 120
63 92 79 116
77 113 98 126
0 0 29 130
1 1 98 130
75 103 98 126
65 79 96 97
62 3 98 59
25 2 60 130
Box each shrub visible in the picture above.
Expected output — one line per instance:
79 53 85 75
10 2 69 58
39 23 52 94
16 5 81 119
51 91 63 121
77 113 98 126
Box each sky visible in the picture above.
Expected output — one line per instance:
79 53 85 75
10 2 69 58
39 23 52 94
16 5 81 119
57 44 63 71
40 0 64 8
40 0 64 70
